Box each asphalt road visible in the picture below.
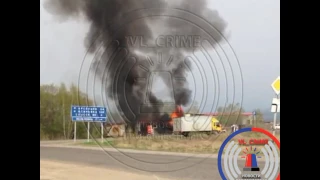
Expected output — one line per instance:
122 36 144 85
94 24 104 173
40 146 248 180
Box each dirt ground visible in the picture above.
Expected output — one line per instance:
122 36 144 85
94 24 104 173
40 160 174 180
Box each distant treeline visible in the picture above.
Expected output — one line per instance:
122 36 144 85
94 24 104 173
216 103 264 126
40 83 265 140
40 83 102 140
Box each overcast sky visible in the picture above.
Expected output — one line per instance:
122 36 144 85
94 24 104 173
40 0 280 114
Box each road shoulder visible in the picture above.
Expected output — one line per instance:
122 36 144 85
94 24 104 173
40 159 174 180
40 143 219 158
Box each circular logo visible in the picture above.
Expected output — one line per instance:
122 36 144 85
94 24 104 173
218 127 280 180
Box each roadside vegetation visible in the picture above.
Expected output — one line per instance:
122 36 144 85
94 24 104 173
40 83 280 154
40 83 97 140
79 131 280 154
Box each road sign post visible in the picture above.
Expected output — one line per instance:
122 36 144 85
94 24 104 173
252 111 256 127
87 122 90 142
74 121 76 142
71 106 107 142
271 98 280 113
101 123 103 143
270 76 280 136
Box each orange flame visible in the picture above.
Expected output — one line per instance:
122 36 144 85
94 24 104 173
169 106 184 126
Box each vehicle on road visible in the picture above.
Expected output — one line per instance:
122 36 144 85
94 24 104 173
272 124 280 130
173 114 226 137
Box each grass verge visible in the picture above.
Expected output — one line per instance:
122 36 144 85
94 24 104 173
75 132 280 154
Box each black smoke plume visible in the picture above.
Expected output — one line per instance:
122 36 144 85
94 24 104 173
44 0 227 133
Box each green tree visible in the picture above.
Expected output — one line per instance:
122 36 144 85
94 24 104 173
217 103 245 126
40 83 94 140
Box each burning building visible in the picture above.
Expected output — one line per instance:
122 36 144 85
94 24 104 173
44 0 227 134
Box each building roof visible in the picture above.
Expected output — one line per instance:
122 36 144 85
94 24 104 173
203 112 253 116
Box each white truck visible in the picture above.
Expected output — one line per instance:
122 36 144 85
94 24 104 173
173 114 225 137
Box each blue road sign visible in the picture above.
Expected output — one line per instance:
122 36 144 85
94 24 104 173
252 111 256 115
71 106 107 122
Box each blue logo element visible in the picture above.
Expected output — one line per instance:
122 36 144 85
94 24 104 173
243 153 260 171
